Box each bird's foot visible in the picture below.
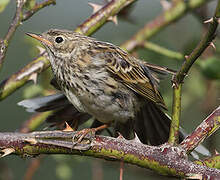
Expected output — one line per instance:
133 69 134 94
74 124 108 143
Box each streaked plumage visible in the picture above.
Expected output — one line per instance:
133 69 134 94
24 29 178 145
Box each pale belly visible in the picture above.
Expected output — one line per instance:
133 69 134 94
63 86 139 124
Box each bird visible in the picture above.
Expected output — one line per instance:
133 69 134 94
17 29 199 147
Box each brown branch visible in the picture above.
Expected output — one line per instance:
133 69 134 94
120 0 212 51
0 0 26 69
194 154 220 169
175 1 220 84
22 0 56 21
0 52 50 100
0 0 55 70
0 131 219 179
19 112 53 133
180 106 220 153
1 107 220 178
75 0 136 35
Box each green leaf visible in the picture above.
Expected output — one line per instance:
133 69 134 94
199 57 220 80
0 0 10 13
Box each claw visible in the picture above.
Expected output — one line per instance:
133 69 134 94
63 122 74 132
73 124 109 143
73 128 97 143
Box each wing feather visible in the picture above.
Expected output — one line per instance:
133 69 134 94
93 41 167 108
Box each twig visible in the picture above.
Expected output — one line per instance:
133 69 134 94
0 0 55 70
169 0 220 144
0 52 50 100
175 3 220 84
75 0 136 35
0 131 219 178
142 41 184 60
22 0 56 21
0 0 27 69
180 106 220 153
194 154 220 169
168 84 182 145
120 0 212 51
19 112 53 133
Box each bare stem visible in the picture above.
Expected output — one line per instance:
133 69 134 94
22 0 56 21
180 106 220 153
169 0 220 144
120 0 212 51
75 0 136 35
142 41 184 60
0 52 50 100
175 1 220 84
0 0 26 69
194 154 220 169
0 0 55 71
0 131 219 179
168 84 182 145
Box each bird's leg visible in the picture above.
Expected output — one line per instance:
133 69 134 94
74 124 109 143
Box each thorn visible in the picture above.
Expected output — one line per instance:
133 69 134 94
184 55 189 59
171 75 178 88
214 149 219 155
63 122 74 132
28 73 38 84
160 0 171 11
108 15 118 25
24 138 38 145
117 132 125 139
204 17 213 24
88 2 102 14
134 133 141 143
209 42 216 50
0 148 15 158
130 133 141 143
36 46 45 54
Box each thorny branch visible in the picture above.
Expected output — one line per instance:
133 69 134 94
0 0 55 70
180 106 220 153
22 0 56 21
0 0 26 69
120 0 213 51
169 0 220 144
0 106 219 178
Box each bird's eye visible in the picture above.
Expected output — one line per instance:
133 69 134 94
55 36 64 43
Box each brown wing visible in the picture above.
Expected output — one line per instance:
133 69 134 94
93 41 167 109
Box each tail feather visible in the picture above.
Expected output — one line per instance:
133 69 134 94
18 93 91 128
18 93 69 112
135 102 171 145
46 105 91 127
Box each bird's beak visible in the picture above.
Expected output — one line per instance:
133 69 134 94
26 32 52 46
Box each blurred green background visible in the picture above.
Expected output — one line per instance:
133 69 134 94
0 0 219 179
